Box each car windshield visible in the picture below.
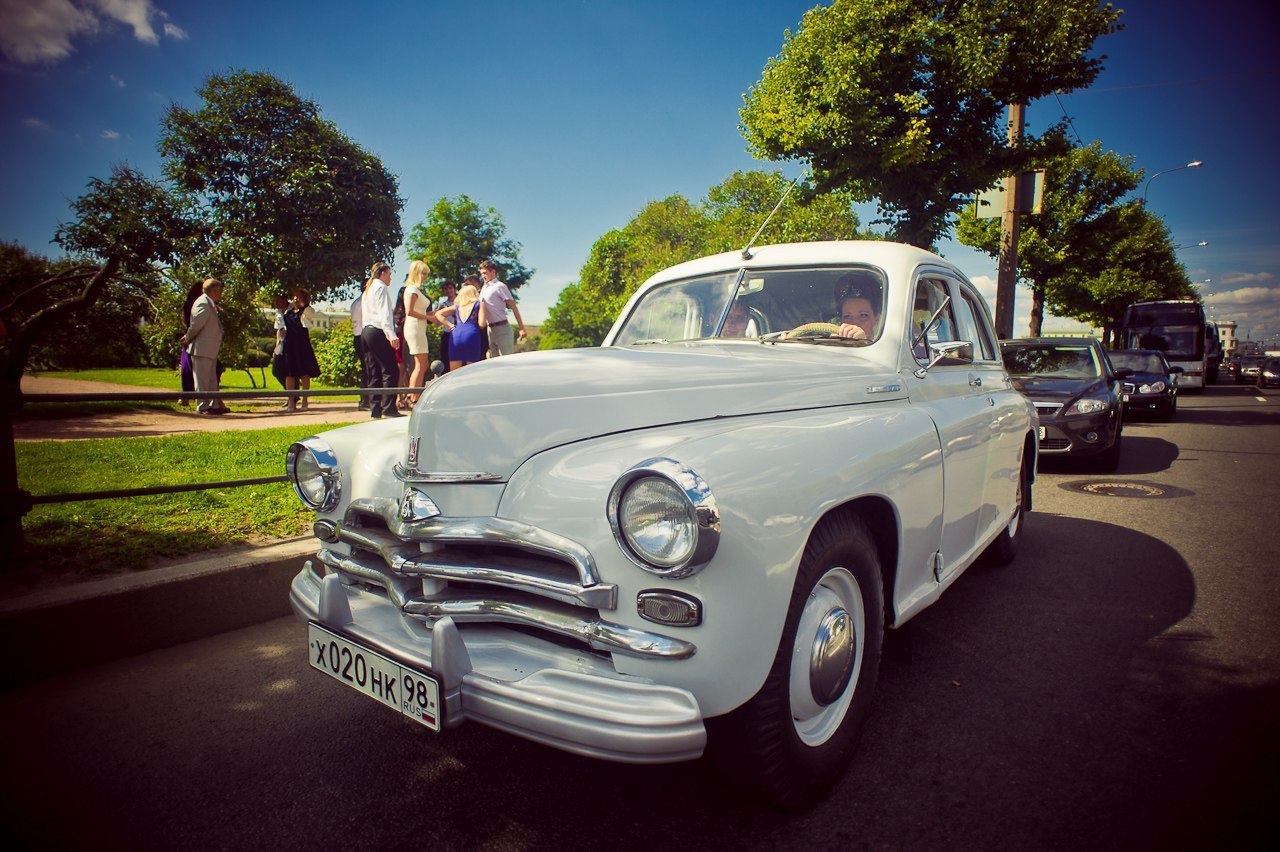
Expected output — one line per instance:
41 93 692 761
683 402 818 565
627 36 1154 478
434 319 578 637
1002 343 1102 378
1108 351 1165 373
611 266 888 346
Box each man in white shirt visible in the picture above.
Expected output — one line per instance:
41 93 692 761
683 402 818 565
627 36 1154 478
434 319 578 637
478 260 526 358
180 278 227 415
359 262 403 418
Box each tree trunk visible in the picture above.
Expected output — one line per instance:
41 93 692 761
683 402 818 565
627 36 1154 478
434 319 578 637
1029 285 1045 337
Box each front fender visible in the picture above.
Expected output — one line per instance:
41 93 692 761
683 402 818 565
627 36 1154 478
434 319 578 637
499 403 944 718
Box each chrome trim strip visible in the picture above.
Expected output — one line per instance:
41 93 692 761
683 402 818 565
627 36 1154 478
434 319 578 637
393 463 504 483
345 498 609 598
866 384 902 394
402 596 696 660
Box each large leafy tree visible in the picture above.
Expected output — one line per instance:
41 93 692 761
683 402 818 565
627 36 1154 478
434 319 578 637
404 195 533 297
956 135 1140 335
541 170 873 349
740 0 1122 248
160 69 403 299
1047 202 1195 345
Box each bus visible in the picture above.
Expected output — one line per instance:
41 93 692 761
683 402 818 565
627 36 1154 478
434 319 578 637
1117 300 1218 389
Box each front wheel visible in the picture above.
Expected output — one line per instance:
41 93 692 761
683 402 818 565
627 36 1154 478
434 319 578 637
708 513 884 810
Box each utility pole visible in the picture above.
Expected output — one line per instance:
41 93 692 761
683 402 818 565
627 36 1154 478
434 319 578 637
994 103 1024 340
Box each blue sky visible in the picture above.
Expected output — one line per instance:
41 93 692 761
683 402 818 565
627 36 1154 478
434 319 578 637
2 0 1277 343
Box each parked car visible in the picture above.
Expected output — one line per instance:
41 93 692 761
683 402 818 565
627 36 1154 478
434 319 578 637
1237 355 1265 384
1258 357 1280 389
284 241 1038 809
1000 337 1130 470
1107 349 1181 421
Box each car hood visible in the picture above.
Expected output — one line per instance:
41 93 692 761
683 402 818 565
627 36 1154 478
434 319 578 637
409 344 902 479
1008 375 1109 402
1124 370 1170 385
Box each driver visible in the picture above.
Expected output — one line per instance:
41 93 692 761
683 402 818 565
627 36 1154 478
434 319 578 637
720 301 750 337
833 274 882 340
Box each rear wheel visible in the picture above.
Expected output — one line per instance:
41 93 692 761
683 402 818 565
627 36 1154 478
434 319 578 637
709 513 884 810
984 455 1027 566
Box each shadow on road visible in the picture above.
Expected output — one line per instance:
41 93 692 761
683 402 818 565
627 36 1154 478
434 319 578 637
1037 433 1179 476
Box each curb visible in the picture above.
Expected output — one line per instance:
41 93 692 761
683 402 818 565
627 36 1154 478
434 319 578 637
0 538 315 690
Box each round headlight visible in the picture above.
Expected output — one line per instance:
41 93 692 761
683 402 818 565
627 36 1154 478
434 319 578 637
286 438 341 511
608 458 720 578
620 477 697 568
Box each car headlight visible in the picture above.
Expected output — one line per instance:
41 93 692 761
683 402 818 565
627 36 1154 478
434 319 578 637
286 437 341 511
1065 397 1109 415
607 458 720 578
1137 381 1166 394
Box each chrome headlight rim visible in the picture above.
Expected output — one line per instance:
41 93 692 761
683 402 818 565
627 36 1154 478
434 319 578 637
1065 397 1109 416
607 457 720 579
286 437 341 512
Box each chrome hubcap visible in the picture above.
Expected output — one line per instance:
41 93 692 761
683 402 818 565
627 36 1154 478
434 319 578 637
790 567 865 746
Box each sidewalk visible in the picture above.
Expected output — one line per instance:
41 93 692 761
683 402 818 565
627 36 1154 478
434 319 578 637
16 375 365 440
5 376 358 687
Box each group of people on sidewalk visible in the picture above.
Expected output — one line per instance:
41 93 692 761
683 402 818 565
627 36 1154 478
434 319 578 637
177 260 526 418
353 259 526 419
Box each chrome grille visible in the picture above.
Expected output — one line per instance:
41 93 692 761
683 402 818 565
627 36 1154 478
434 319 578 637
1121 382 1136 395
1033 402 1062 418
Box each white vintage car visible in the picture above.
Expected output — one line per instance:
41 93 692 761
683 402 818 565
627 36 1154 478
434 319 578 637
286 241 1037 808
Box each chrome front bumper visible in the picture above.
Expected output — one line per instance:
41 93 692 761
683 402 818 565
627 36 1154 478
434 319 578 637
289 562 706 763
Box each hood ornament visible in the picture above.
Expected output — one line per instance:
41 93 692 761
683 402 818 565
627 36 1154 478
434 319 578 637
407 436 420 468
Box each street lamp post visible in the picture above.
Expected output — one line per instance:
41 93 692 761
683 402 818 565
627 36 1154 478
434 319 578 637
1143 160 1204 204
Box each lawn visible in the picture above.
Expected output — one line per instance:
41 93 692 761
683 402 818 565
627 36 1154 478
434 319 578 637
15 423 358 583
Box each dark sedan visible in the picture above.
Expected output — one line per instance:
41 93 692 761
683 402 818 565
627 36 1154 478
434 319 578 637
1108 349 1181 421
1001 337 1131 470
1258 357 1280 389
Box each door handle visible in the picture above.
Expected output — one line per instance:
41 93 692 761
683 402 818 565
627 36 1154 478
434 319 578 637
968 376 983 388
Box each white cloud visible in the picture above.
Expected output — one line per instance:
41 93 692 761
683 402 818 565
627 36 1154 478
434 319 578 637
109 73 124 86
101 128 120 139
1207 286 1278 307
1220 271 1276 287
22 116 51 130
0 0 185 64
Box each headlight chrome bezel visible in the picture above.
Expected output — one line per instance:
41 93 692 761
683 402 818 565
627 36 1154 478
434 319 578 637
286 437 342 512
607 458 720 578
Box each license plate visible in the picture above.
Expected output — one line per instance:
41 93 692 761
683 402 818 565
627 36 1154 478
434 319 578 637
1038 426 1046 441
308 623 440 731
1122 393 1130 402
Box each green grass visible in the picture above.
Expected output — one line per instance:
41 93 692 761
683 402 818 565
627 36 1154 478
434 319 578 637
16 423 358 583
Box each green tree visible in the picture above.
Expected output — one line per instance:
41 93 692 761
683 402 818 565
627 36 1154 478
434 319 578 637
540 170 872 348
1047 202 1195 345
159 69 403 300
956 135 1141 335
740 0 1122 247
404 195 533 297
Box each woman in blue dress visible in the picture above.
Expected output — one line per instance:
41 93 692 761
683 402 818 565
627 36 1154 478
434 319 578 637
436 283 486 371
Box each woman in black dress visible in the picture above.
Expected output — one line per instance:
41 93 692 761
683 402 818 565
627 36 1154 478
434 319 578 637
283 288 321 412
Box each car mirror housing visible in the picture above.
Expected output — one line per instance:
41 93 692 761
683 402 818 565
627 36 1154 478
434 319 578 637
1113 367 1134 380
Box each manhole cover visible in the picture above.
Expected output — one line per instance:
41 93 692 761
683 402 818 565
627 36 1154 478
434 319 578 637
1060 480 1191 499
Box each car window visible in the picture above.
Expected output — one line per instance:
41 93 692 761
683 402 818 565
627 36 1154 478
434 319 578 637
1001 343 1103 378
611 273 738 344
952 285 997 361
912 278 958 362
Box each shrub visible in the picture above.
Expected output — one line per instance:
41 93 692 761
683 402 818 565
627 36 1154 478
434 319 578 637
313 320 360 386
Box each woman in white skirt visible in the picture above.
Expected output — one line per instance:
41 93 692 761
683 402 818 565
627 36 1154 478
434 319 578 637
402 259 434 403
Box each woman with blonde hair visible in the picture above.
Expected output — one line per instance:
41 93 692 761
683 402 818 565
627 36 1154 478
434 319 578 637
434 279 486 371
401 259 433 402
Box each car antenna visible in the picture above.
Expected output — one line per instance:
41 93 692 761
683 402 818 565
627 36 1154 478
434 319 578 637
741 176 801 260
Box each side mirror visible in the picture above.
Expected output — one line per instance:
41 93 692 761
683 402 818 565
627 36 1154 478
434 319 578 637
430 360 445 378
1113 367 1133 380
914 340 972 377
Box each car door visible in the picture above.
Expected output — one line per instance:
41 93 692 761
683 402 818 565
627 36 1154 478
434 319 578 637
904 274 990 580
950 281 1025 544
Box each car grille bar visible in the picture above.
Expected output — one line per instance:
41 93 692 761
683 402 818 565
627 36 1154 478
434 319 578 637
1121 382 1136 395
1033 402 1062 417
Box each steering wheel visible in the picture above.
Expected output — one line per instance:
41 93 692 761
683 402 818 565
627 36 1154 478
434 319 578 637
788 322 841 338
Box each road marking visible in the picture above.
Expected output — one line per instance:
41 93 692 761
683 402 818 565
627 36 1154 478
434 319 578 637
1257 396 1267 403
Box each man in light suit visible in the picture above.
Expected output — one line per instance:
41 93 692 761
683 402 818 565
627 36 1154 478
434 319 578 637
180 278 227 415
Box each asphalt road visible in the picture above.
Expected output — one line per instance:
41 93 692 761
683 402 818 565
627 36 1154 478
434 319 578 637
1 383 1276 851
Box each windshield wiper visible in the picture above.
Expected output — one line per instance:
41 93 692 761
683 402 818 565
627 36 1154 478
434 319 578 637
628 338 670 345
